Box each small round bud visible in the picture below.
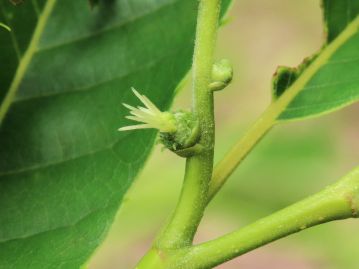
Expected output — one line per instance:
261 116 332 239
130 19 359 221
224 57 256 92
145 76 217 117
159 111 200 153
209 59 233 91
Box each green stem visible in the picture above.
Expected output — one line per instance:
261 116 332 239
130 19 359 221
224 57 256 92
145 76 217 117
154 0 221 249
178 166 359 269
208 15 359 202
155 157 213 248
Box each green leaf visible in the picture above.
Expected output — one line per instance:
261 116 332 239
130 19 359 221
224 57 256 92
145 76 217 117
272 0 359 120
272 54 316 100
0 0 231 268
323 0 359 42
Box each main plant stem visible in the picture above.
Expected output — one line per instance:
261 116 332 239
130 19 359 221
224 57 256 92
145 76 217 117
135 1 221 267
135 2 221 268
155 0 221 249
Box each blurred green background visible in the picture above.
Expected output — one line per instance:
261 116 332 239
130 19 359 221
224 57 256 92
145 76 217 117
89 1 359 268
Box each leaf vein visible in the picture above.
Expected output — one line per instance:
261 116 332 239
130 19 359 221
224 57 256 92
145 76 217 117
37 0 180 53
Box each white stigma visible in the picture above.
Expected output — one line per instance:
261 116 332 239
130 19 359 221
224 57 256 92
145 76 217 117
119 88 177 133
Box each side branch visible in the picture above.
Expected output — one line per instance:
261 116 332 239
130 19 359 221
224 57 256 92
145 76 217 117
208 15 359 201
186 166 359 269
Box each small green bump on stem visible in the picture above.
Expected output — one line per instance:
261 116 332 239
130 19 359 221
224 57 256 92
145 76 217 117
159 111 200 153
209 59 233 91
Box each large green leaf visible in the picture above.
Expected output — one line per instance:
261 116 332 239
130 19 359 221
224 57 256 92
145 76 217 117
0 0 230 268
272 0 359 120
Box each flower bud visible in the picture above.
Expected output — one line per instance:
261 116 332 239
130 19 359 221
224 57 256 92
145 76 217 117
209 59 233 91
159 111 200 153
119 88 201 157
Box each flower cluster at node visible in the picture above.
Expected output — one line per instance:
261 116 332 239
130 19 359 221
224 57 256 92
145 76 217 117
119 88 177 133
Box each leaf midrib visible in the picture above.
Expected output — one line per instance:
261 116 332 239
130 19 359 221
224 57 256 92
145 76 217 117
0 0 188 178
0 0 57 124
0 44 187 177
